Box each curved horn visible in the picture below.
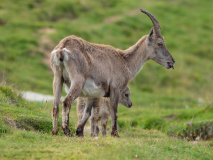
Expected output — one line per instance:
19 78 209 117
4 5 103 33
140 9 161 36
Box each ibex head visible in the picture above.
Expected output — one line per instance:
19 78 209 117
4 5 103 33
140 9 175 69
119 87 132 108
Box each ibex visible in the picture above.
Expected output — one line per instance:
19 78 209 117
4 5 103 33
50 9 175 137
77 87 132 137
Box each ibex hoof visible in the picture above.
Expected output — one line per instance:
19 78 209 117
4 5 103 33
111 131 120 138
63 128 73 136
90 133 98 137
51 130 58 136
76 128 84 137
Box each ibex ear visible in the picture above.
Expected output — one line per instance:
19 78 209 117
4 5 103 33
148 28 154 42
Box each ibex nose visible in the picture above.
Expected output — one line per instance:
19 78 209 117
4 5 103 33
128 102 132 108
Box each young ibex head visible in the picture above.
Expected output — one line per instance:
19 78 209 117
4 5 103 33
141 9 175 69
119 87 132 108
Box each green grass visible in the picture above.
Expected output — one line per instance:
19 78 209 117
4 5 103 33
0 0 213 159
1 129 212 159
0 85 213 159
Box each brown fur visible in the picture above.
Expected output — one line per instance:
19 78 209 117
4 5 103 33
50 9 175 137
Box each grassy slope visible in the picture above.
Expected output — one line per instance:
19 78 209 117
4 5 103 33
0 0 213 159
0 87 212 159
1 130 212 159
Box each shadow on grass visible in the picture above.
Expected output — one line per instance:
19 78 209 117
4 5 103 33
3 118 75 135
15 118 53 133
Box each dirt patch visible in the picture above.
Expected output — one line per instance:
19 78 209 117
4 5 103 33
105 15 123 24
163 114 176 120
0 19 6 26
104 6 145 24
38 28 56 68
4 118 17 129
39 28 56 35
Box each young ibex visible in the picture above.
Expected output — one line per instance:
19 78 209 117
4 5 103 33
50 9 175 137
77 87 132 137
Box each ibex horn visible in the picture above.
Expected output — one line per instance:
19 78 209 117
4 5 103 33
140 9 161 36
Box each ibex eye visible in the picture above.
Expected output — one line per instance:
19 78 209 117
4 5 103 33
125 94 128 97
158 43 162 46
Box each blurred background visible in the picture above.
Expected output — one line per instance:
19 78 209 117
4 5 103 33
0 0 213 140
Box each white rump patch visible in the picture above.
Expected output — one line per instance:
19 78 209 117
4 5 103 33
63 48 70 61
51 48 70 66
80 78 105 98
51 50 57 55
51 50 60 66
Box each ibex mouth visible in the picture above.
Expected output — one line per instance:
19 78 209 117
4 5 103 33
167 62 174 69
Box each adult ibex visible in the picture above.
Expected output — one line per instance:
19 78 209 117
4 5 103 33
50 9 175 137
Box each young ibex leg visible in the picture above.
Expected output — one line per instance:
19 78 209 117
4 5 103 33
109 87 120 137
76 98 96 137
100 111 110 136
76 97 86 127
100 118 108 136
62 75 85 136
51 70 63 135
90 98 100 137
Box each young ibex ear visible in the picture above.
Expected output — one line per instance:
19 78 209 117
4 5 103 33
148 28 154 42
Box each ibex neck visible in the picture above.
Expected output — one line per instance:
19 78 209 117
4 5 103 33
123 36 149 80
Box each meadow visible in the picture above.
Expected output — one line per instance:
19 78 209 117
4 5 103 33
0 0 213 159
0 85 212 159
